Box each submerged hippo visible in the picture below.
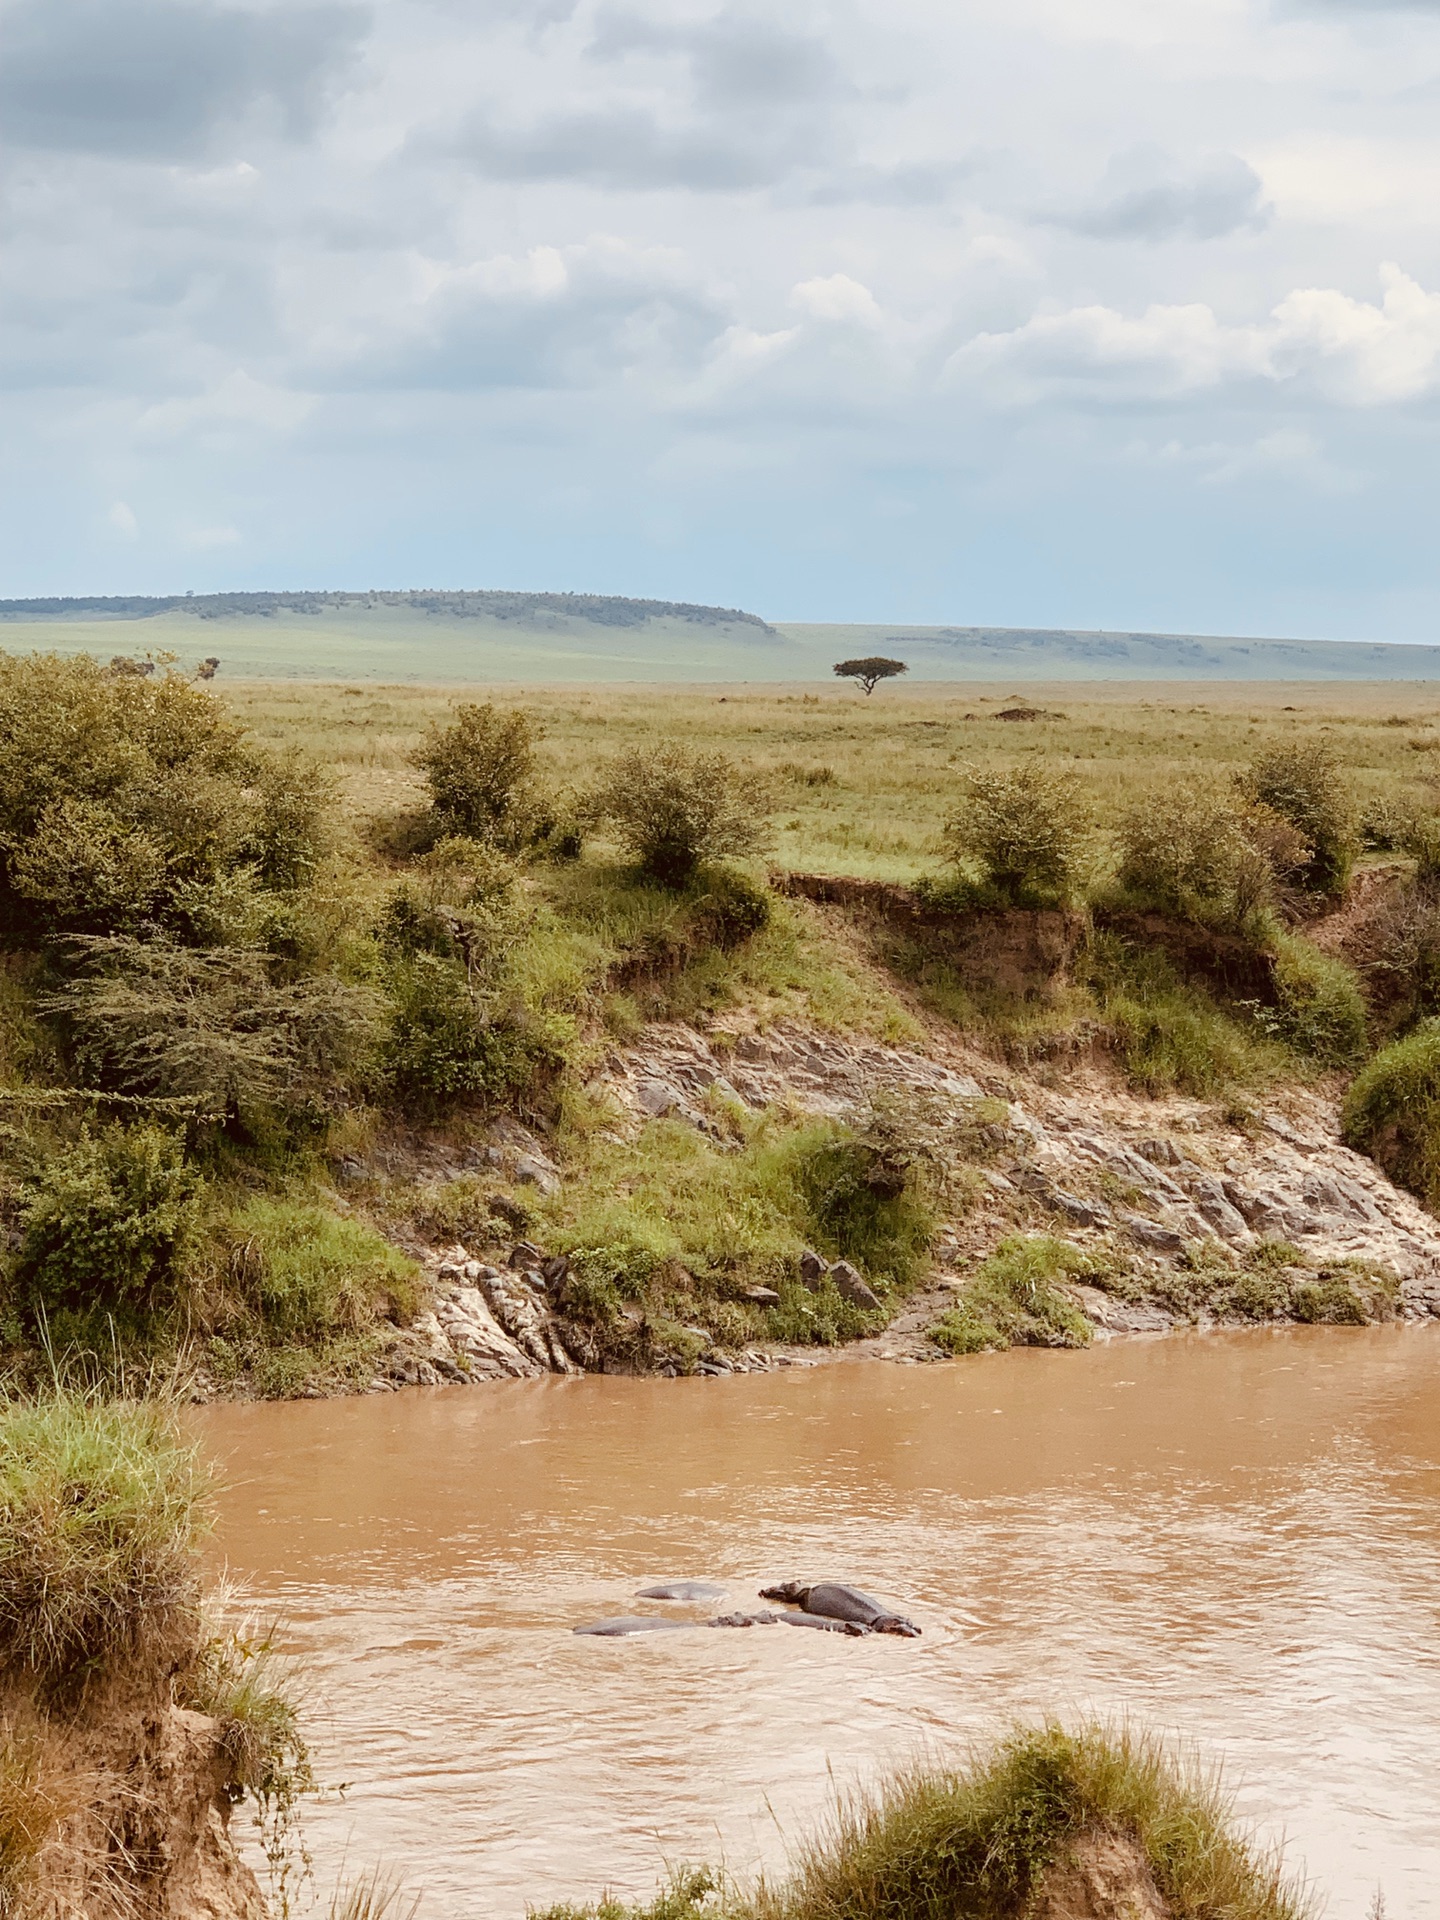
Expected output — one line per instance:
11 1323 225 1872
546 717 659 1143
572 1616 695 1637
708 1608 866 1635
635 1581 729 1602
759 1581 921 1637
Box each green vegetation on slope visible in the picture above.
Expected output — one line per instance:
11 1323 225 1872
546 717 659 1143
0 652 1431 1394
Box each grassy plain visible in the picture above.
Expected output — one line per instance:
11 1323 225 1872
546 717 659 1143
224 677 1440 882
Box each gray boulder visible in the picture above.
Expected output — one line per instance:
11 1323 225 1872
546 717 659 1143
830 1261 881 1310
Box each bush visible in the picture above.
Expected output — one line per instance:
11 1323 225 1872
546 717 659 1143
1114 787 1307 928
1265 933 1367 1064
0 1394 210 1691
1240 740 1358 899
792 1127 936 1293
1343 1020 1440 1208
378 838 527 983
14 1124 204 1330
217 1198 419 1342
412 703 539 844
539 1723 1308 1920
44 938 377 1122
930 1236 1094 1354
943 765 1087 905
1090 939 1277 1095
380 952 556 1111
592 747 773 888
0 652 325 946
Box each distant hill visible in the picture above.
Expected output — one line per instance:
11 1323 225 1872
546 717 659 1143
0 588 775 633
0 591 1437 681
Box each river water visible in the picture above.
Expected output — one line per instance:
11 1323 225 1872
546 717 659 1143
198 1327 1440 1918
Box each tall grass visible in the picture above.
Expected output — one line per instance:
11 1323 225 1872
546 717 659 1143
531 1723 1312 1920
0 1392 211 1693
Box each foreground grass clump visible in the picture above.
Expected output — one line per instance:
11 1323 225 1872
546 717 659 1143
1342 1020 1440 1210
0 1393 210 1692
532 1722 1311 1920
930 1237 1095 1355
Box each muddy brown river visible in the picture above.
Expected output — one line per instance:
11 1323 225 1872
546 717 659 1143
199 1327 1440 1918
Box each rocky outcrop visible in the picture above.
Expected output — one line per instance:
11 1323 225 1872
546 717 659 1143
367 1006 1440 1388
598 1018 1440 1343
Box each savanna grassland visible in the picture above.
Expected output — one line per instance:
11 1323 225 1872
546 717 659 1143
225 677 1440 881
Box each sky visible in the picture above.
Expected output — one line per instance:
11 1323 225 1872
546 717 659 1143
5 0 1440 636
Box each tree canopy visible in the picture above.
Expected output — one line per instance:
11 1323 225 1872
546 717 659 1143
833 656 908 695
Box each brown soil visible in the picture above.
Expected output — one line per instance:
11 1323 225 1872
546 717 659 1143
1030 1823 1171 1920
7 1680 265 1920
774 873 1087 995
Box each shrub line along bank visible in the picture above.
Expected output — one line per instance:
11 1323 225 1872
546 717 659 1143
0 653 1435 1395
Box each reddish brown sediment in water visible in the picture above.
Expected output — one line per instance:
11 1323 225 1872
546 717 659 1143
199 1325 1440 1918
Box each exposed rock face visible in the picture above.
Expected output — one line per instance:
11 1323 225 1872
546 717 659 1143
371 1006 1440 1388
599 1019 1440 1343
1029 1823 1170 1920
9 1687 267 1920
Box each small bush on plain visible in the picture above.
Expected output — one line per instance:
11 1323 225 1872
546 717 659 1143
592 747 773 888
1114 786 1308 928
1240 740 1358 899
413 703 540 845
943 765 1088 905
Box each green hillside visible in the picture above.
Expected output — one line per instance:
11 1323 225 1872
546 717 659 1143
2 590 1438 681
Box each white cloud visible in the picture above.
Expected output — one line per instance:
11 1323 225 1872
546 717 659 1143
946 264 1440 406
107 500 139 537
790 274 884 326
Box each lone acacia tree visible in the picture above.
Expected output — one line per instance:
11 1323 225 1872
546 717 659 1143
834 656 908 696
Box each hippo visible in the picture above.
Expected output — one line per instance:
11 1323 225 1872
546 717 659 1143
707 1609 866 1635
572 1616 696 1636
635 1581 729 1602
758 1581 921 1637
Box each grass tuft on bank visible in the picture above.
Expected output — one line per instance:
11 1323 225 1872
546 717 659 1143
0 1391 210 1695
530 1722 1312 1920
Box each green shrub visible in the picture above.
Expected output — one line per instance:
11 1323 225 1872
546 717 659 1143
592 747 774 888
930 1236 1094 1354
1113 787 1306 928
543 1723 1308 1920
14 1125 203 1330
1240 740 1358 899
1090 939 1278 1095
1265 933 1367 1064
380 953 558 1111
45 938 377 1121
0 1393 210 1691
1343 1021 1440 1208
793 1130 935 1291
0 652 328 947
413 703 539 844
942 764 1087 905
218 1198 419 1341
